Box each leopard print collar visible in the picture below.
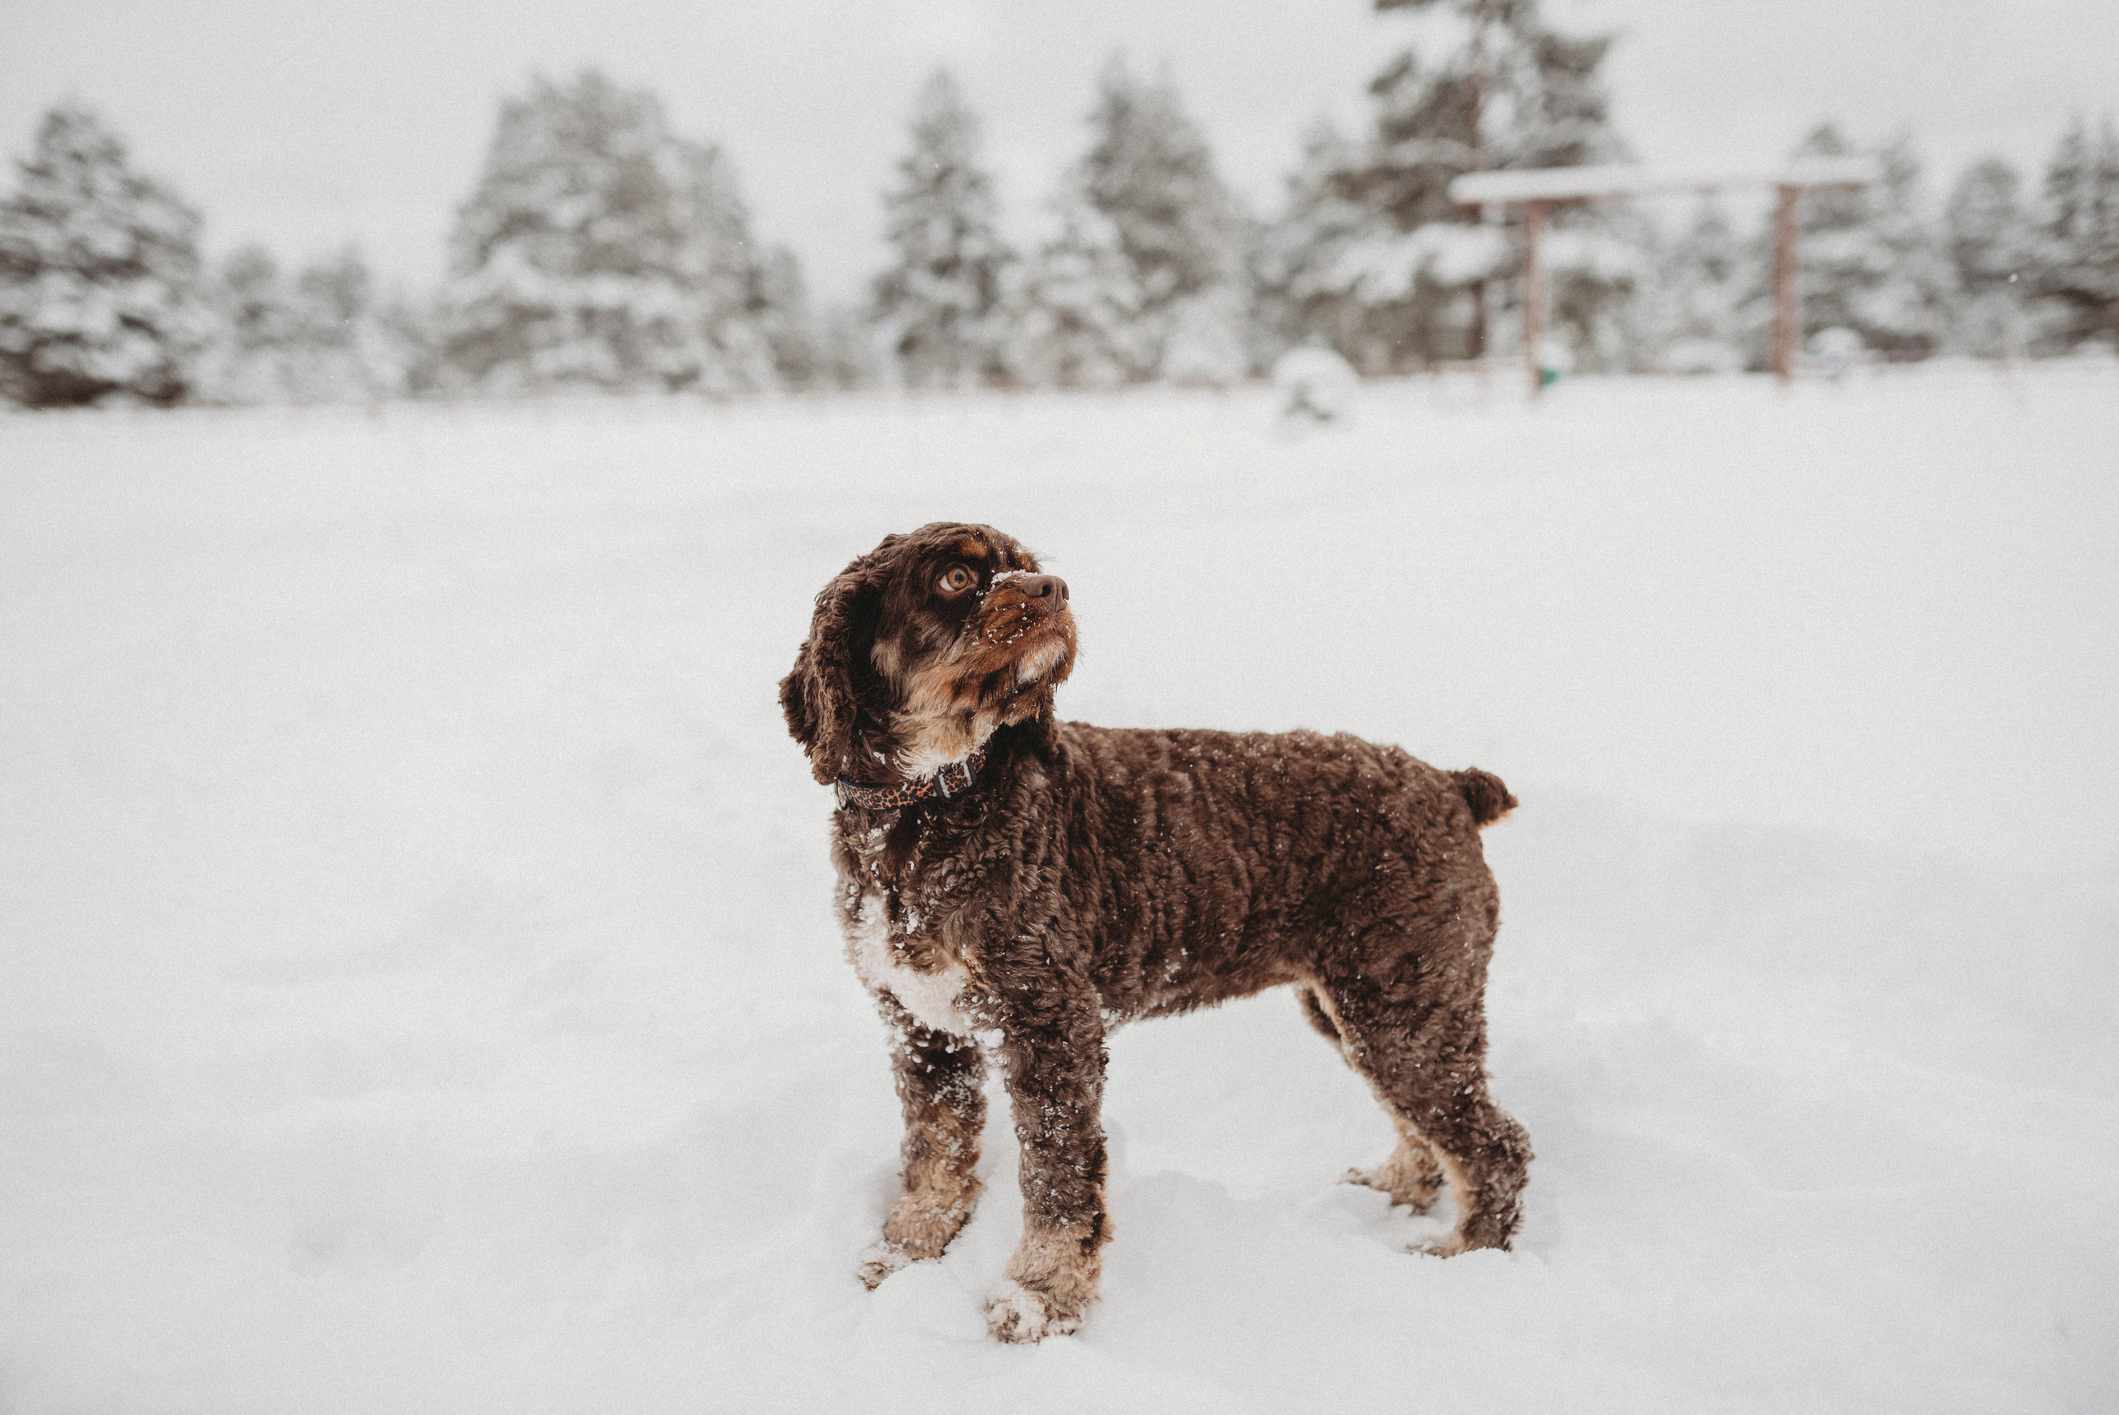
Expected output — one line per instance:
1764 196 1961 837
834 745 989 812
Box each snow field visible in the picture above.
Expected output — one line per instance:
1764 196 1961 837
2 367 2115 1412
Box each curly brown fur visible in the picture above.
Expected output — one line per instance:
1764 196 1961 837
782 522 1531 1341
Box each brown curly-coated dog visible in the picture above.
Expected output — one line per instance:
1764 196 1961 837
780 522 1530 1343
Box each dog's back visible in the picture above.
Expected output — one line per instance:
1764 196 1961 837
1039 722 1511 1021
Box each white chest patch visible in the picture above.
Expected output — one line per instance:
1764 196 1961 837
847 895 974 1035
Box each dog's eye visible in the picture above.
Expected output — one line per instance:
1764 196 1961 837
936 564 977 595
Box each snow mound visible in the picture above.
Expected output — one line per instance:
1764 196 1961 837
1271 344 1358 423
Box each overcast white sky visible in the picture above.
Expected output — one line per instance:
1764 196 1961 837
5 0 2114 302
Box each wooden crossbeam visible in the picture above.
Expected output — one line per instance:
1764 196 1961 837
1449 158 1878 207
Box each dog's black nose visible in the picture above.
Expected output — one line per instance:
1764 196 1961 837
1017 574 1068 604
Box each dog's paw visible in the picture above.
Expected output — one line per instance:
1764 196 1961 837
1343 1164 1445 1216
984 1279 1082 1344
1409 1233 1476 1259
856 1240 912 1290
1341 1163 1393 1194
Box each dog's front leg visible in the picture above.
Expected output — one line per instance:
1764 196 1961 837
983 973 1108 1343
857 995 986 1289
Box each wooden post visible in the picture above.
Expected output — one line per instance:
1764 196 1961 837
1476 200 1501 383
1771 183 1800 383
1523 200 1547 399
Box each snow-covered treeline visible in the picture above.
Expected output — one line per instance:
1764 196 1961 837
3 0 2117 408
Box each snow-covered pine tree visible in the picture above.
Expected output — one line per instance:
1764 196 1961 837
1747 123 1951 366
204 244 411 404
443 72 690 392
2037 115 2119 352
1078 57 1245 352
1854 135 1954 360
670 137 779 396
1761 121 1867 360
2095 117 2119 347
1944 156 2038 358
286 247 405 403
1317 46 1489 373
1651 197 1748 373
1010 201 1136 389
1336 0 1632 372
441 70 779 396
0 102 210 407
1255 119 1374 367
201 243 299 403
750 243 827 391
1465 5 1645 372
872 70 1014 391
810 304 885 392
1018 57 1251 386
1545 201 1657 372
1946 158 2034 301
374 296 438 398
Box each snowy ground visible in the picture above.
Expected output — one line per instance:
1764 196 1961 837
3 367 2116 1413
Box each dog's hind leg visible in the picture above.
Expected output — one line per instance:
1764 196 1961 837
1302 984 1448 1215
1300 985 1446 1213
1315 967 1531 1255
858 997 987 1289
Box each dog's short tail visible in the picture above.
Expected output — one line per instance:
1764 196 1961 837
1451 767 1517 827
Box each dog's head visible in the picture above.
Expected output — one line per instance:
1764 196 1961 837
780 522 1078 785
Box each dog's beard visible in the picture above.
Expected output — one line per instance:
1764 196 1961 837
998 614 1075 719
1012 626 1071 685
884 614 1073 774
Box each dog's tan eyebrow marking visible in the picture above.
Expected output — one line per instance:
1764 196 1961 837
953 539 991 562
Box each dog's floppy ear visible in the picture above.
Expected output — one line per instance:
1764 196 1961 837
780 543 893 784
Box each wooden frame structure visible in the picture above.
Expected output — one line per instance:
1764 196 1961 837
1449 159 1878 396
